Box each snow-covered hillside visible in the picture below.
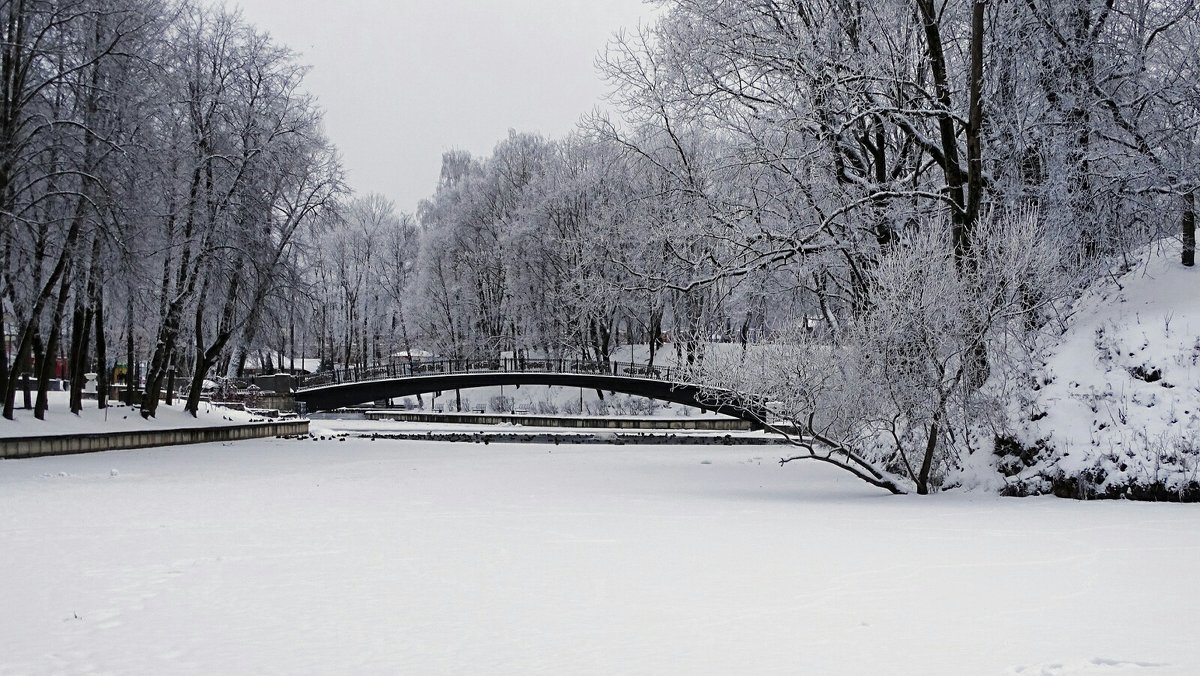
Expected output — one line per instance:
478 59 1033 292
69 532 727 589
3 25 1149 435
1007 241 1200 498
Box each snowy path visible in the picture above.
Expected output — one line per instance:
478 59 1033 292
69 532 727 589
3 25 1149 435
0 438 1195 674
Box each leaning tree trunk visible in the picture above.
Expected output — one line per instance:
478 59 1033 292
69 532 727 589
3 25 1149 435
916 416 941 496
185 265 241 415
2 226 85 418
140 302 184 418
183 274 214 416
35 272 74 419
34 325 59 420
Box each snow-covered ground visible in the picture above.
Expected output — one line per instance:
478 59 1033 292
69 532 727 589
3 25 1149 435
0 392 259 439
1 435 1196 674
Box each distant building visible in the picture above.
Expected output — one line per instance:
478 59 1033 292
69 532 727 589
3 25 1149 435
242 351 321 375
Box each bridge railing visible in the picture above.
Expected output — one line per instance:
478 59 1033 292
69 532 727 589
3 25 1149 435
294 358 689 390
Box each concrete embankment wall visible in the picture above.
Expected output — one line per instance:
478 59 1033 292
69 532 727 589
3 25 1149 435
363 431 786 446
0 420 310 459
362 410 754 430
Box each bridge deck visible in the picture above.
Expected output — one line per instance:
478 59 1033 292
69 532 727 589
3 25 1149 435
293 359 769 425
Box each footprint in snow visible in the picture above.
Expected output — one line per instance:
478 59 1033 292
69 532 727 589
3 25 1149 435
1010 657 1168 675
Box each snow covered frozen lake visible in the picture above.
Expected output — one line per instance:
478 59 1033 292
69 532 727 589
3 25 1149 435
1 434 1196 674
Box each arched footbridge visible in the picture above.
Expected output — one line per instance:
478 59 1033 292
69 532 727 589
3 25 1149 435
293 359 770 426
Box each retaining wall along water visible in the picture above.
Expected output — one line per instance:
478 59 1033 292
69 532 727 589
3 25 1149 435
0 420 310 459
361 410 753 430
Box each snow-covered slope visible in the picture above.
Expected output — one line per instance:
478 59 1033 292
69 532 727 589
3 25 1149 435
1010 240 1200 498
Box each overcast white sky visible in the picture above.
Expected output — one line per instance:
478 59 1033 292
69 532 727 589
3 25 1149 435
220 0 656 215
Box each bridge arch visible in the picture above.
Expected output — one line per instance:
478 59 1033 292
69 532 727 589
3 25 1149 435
294 369 768 426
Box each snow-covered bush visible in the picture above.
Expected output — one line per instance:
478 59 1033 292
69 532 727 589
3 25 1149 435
488 396 514 413
587 398 611 416
695 212 1065 494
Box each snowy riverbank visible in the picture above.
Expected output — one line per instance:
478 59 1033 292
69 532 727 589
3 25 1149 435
0 392 261 439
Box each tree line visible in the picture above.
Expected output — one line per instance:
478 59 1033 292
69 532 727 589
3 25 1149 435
5 0 1199 495
593 0 1200 493
383 0 1200 493
0 0 339 420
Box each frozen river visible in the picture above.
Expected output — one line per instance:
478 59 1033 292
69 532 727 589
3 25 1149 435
1 433 1196 674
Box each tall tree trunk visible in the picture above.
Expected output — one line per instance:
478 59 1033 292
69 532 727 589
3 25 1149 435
963 0 991 390
125 292 134 405
965 0 986 237
34 327 58 419
0 292 7 403
1183 190 1195 267
68 299 86 413
915 0 969 261
71 301 94 414
69 236 100 414
94 285 106 408
0 6 29 410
